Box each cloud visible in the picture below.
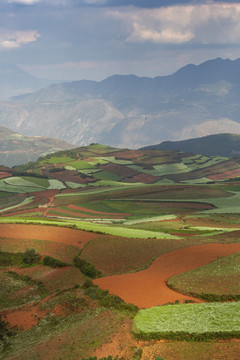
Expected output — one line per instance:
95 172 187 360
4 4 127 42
8 0 41 4
0 30 40 49
129 22 194 44
82 0 107 4
108 3 240 45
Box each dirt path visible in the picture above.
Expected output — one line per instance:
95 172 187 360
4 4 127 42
94 243 240 308
43 191 58 217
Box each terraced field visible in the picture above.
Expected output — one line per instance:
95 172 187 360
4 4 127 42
1 144 240 360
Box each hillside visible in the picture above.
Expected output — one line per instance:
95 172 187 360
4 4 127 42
9 143 240 187
141 133 240 157
1 144 240 359
0 126 74 167
1 58 240 148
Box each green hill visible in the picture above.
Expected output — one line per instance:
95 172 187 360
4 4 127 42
0 126 74 167
141 133 240 157
12 143 240 186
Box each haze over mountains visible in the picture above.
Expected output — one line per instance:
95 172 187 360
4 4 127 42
0 63 54 101
1 58 240 148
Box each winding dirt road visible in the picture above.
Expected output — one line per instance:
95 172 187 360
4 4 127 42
94 243 240 308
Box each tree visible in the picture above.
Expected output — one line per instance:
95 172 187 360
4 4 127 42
22 248 40 265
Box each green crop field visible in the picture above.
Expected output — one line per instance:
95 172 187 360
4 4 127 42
93 170 122 181
68 160 97 170
201 191 240 213
168 252 240 298
0 177 42 193
41 156 75 164
0 196 34 213
71 221 181 239
134 302 240 339
21 176 49 188
47 179 66 189
101 156 133 165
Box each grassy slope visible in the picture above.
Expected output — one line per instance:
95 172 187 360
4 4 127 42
168 252 240 297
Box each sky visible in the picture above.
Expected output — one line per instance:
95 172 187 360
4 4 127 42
2 0 240 81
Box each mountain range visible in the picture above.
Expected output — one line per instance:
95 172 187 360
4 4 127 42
0 63 54 101
1 57 240 148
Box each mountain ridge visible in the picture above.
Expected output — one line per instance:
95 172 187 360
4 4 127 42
2 57 240 148
141 133 240 157
0 63 56 101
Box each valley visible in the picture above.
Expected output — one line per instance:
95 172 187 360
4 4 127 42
0 144 240 359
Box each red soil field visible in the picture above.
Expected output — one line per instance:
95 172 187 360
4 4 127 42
1 208 43 217
94 243 240 308
49 209 127 220
0 224 98 249
0 237 79 263
30 189 59 199
67 204 131 216
107 149 144 159
186 217 240 229
101 163 139 177
16 265 85 292
47 209 95 218
208 168 240 181
0 171 12 179
129 173 159 184
46 169 94 184
3 302 47 330
158 201 214 210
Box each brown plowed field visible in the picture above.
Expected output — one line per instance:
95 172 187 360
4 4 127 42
129 173 159 184
46 169 94 184
94 243 240 308
0 224 98 248
1 208 43 217
67 204 130 216
208 168 240 181
3 302 48 330
108 149 144 159
0 171 12 179
101 163 138 177
158 201 214 210
30 189 59 199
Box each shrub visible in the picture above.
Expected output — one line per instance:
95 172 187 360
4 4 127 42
43 256 68 268
73 256 102 278
22 248 41 265
0 251 23 267
0 315 16 350
83 284 138 315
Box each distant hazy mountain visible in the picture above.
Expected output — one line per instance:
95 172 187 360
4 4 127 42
141 133 240 157
0 126 74 167
2 58 240 148
0 63 54 100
